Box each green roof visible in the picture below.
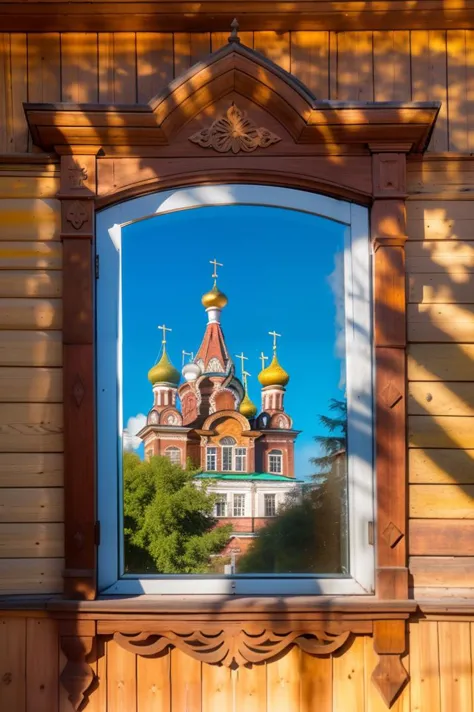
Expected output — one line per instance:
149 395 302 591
195 472 303 482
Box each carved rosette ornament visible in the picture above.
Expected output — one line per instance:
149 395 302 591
189 103 281 154
113 627 350 667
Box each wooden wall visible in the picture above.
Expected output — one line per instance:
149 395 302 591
3 617 474 712
1 30 474 153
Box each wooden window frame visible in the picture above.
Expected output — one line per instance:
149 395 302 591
23 36 440 709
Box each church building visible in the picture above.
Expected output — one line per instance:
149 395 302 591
137 261 302 543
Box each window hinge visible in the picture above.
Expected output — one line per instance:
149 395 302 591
368 521 374 546
94 520 101 546
95 254 100 279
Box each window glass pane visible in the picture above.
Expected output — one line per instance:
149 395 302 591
120 204 351 576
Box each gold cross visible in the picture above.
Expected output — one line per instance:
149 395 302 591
235 351 248 376
157 324 172 344
259 352 269 370
210 258 223 279
268 330 281 351
182 350 194 366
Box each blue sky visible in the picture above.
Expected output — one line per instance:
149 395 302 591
122 205 346 478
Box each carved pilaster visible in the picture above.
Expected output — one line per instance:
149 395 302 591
371 620 408 708
60 622 97 711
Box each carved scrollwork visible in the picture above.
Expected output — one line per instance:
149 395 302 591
113 627 350 667
60 636 96 711
189 103 281 154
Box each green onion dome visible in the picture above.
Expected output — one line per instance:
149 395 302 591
148 347 180 385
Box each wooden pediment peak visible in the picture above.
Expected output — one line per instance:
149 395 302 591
24 37 440 154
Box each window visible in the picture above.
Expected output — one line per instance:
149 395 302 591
233 494 246 517
206 447 217 471
235 447 247 472
264 493 277 517
215 495 227 517
268 449 283 474
165 446 181 466
97 185 373 595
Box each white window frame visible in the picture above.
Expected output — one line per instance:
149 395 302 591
268 450 283 474
235 447 247 472
215 494 227 517
264 493 277 517
206 446 217 471
165 446 181 466
97 184 374 596
233 493 246 517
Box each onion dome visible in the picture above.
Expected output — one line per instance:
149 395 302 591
201 281 228 310
258 353 290 387
239 391 258 419
182 362 202 382
148 348 180 385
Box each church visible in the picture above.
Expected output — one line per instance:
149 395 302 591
137 260 302 548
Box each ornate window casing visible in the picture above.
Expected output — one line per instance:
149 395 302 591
165 446 181 466
22 31 440 710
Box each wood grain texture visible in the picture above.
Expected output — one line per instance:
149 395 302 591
0 199 60 241
409 448 474 484
337 32 374 101
0 403 63 453
61 33 99 103
0 617 26 712
410 519 474 555
332 636 365 712
107 637 137 712
0 367 62 402
410 484 474 519
409 622 441 712
235 660 267 712
0 270 61 298
411 30 448 152
267 645 301 712
408 304 474 343
409 415 474 448
0 242 62 270
405 240 474 273
408 344 474 382
408 382 474 417
0 298 61 330
300 651 332 712
0 331 62 367
201 661 233 712
408 273 474 305
0 487 63 523
254 31 291 72
364 637 409 712
373 31 410 102
136 33 174 102
410 556 474 588
170 647 201 712
136 653 170 712
290 31 329 98
26 618 59 712
438 622 473 712
0 522 64 557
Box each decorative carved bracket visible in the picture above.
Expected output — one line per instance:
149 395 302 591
60 635 96 711
113 626 351 667
372 620 409 708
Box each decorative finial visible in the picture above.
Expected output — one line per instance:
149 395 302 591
182 350 194 366
210 258 223 281
228 18 241 44
260 352 269 370
158 324 172 345
235 351 248 378
269 330 281 352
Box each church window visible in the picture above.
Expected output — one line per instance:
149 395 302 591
268 449 283 474
165 446 181 466
233 494 246 517
206 447 217 471
264 493 277 517
215 494 227 517
220 436 236 472
235 447 247 472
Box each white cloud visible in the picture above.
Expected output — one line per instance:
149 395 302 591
123 413 147 451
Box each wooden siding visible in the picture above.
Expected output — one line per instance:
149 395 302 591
2 619 474 712
1 30 474 153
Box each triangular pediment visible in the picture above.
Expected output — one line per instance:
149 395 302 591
24 37 439 153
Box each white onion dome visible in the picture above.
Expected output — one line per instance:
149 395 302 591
182 362 202 382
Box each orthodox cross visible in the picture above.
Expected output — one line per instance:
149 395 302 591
269 330 281 351
260 352 269 370
157 324 172 344
243 370 251 388
235 351 248 377
182 350 194 366
210 258 223 280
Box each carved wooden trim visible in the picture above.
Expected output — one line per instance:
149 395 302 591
371 620 408 708
60 635 96 711
113 626 350 666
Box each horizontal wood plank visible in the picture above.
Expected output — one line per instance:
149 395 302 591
409 448 474 484
0 403 63 453
408 273 474 304
408 344 474 381
410 556 474 588
0 558 63 594
405 241 474 273
0 199 60 240
0 176 58 199
0 298 62 329
0 331 62 367
0 452 63 488
409 415 474 448
408 382 474 417
0 488 63 523
0 367 62 403
0 270 62 298
407 304 474 342
410 519 474 556
407 217 474 241
0 241 62 270
410 484 474 519
0 522 64 557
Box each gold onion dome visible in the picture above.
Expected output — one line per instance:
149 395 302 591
258 353 290 387
201 281 228 310
239 391 258 418
148 348 180 385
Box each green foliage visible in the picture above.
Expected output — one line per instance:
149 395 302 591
123 452 232 574
310 398 347 473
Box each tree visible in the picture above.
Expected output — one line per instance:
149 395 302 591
238 398 348 575
123 452 232 574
